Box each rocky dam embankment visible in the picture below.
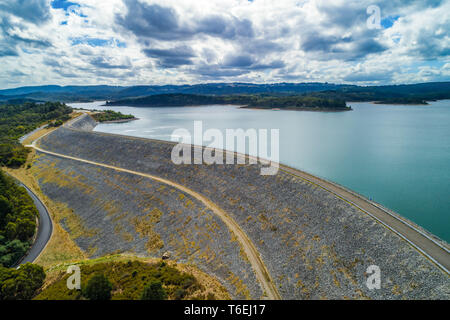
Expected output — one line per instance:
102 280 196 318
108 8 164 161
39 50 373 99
31 114 449 299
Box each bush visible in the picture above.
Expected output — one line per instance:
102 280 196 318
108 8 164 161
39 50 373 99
0 263 45 300
174 288 186 300
140 280 167 300
16 218 36 242
83 274 112 300
36 260 214 300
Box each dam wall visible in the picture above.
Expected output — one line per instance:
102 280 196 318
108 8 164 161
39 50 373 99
35 115 450 299
65 113 97 131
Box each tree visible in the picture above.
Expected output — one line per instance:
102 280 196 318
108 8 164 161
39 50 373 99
0 263 45 300
83 274 112 300
16 218 36 241
5 222 16 240
141 280 167 300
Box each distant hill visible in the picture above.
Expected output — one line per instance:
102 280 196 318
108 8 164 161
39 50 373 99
1 82 449 104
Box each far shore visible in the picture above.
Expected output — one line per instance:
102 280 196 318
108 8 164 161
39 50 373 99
239 105 352 112
98 117 140 124
103 102 352 112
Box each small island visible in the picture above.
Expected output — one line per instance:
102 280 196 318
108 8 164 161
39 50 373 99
105 93 351 111
91 110 138 123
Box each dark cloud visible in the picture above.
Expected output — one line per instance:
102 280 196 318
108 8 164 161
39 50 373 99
143 45 195 68
9 70 26 77
317 3 367 29
43 57 63 68
115 1 181 41
410 27 450 60
193 53 285 79
0 1 52 58
196 15 254 39
223 54 254 68
243 40 284 55
0 0 51 25
301 31 386 61
89 57 131 69
116 0 254 41
344 71 393 82
0 45 18 57
194 64 248 78
251 60 285 70
221 53 285 70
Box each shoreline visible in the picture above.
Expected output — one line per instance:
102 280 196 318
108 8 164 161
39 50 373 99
97 117 139 124
239 105 352 112
103 102 352 112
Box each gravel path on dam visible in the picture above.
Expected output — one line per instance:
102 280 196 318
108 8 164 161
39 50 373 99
32 153 261 299
35 115 450 299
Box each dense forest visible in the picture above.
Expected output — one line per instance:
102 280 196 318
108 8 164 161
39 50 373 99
0 171 38 267
0 102 72 167
106 93 350 110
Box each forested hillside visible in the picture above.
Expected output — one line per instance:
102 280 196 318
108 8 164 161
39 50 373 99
0 171 38 267
0 102 72 267
0 102 72 167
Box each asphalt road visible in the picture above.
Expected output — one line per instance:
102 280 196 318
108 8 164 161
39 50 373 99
13 183 53 267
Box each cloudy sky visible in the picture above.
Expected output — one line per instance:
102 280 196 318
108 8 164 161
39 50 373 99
0 0 449 89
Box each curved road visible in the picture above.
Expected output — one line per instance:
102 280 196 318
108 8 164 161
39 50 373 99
13 182 53 267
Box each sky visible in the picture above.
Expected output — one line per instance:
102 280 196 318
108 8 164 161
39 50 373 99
0 0 449 89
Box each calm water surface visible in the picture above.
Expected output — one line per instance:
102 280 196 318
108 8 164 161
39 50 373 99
70 100 450 242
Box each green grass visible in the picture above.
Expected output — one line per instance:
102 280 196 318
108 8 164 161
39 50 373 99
35 259 217 300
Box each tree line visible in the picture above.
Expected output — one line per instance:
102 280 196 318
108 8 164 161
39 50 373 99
0 102 71 268
0 170 38 267
0 102 72 167
106 93 350 110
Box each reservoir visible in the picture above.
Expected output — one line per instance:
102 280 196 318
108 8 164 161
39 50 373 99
70 100 450 243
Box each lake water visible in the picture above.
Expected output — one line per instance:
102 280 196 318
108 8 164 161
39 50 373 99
69 100 450 242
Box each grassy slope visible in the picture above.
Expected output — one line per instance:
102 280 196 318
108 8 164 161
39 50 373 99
35 254 230 300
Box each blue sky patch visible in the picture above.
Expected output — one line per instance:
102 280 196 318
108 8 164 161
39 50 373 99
381 15 400 29
51 0 87 18
70 37 126 48
51 0 79 10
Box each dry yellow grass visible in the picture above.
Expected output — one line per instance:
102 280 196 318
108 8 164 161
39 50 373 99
130 208 165 253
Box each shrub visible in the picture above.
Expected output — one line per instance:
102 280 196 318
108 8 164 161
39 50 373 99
140 280 167 300
83 274 112 300
0 263 45 300
174 288 186 300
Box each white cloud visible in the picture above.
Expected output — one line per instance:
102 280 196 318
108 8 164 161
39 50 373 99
0 0 449 88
